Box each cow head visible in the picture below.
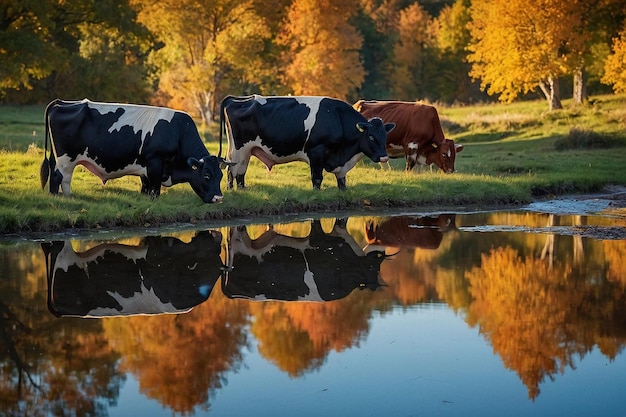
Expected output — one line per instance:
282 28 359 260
429 139 463 173
187 155 225 203
356 117 395 163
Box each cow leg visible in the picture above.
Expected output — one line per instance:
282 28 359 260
54 155 75 195
141 176 160 198
227 169 234 190
236 174 245 189
336 177 347 191
144 164 163 199
51 170 64 194
405 153 417 171
311 166 324 190
141 176 150 194
227 159 248 190
48 153 63 194
227 170 246 189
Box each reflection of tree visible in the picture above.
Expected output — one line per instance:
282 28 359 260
605 239 626 286
250 290 377 377
104 290 249 414
0 247 122 417
466 246 578 399
465 245 626 400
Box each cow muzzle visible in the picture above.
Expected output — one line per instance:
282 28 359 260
209 195 223 203
379 156 389 163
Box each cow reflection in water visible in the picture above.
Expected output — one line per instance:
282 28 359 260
364 214 457 251
224 219 387 301
42 230 224 317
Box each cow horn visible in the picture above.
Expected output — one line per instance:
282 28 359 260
356 122 366 132
431 142 438 148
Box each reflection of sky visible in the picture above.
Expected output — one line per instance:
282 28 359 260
111 375 172 417
108 304 626 417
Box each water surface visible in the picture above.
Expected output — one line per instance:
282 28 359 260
1 204 625 416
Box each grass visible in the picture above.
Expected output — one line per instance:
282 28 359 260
1 94 626 234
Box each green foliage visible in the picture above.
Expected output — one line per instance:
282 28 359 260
1 0 152 103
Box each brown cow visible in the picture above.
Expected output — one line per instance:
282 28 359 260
354 100 463 173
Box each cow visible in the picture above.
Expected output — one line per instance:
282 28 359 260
40 99 227 203
223 219 387 302
220 95 395 190
353 100 463 173
364 214 457 252
41 230 225 317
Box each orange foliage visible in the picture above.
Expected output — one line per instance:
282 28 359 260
604 239 626 285
104 290 248 414
278 0 365 98
466 246 577 399
249 290 377 376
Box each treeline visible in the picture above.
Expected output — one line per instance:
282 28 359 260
2 0 625 120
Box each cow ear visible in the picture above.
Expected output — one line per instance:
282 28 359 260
455 144 464 153
187 157 203 170
356 122 367 132
385 123 395 133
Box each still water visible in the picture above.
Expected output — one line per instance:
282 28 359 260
1 202 626 417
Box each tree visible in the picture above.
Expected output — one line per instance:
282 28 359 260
602 28 626 93
132 0 271 123
573 0 626 104
389 2 436 101
278 0 365 99
0 0 58 94
352 0 402 100
467 0 588 110
434 0 483 103
0 0 151 102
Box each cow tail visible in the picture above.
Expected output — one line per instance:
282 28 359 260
40 100 55 189
218 96 229 160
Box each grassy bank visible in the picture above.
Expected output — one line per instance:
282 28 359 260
1 95 625 234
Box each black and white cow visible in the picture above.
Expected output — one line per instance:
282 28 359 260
219 95 395 190
223 219 387 302
41 99 226 203
42 230 225 317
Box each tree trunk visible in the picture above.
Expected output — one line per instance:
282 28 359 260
573 65 588 106
193 91 213 125
538 76 563 111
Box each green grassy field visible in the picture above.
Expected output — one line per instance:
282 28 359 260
1 95 625 234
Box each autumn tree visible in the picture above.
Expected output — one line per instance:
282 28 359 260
467 0 588 110
390 2 437 101
132 0 271 123
278 0 365 99
602 28 626 93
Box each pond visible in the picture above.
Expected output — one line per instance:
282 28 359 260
1 196 626 417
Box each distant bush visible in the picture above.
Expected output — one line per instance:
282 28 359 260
554 128 625 150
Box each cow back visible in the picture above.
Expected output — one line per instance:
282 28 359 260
354 100 445 148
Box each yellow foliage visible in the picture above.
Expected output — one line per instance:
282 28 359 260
602 29 626 93
468 0 587 102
